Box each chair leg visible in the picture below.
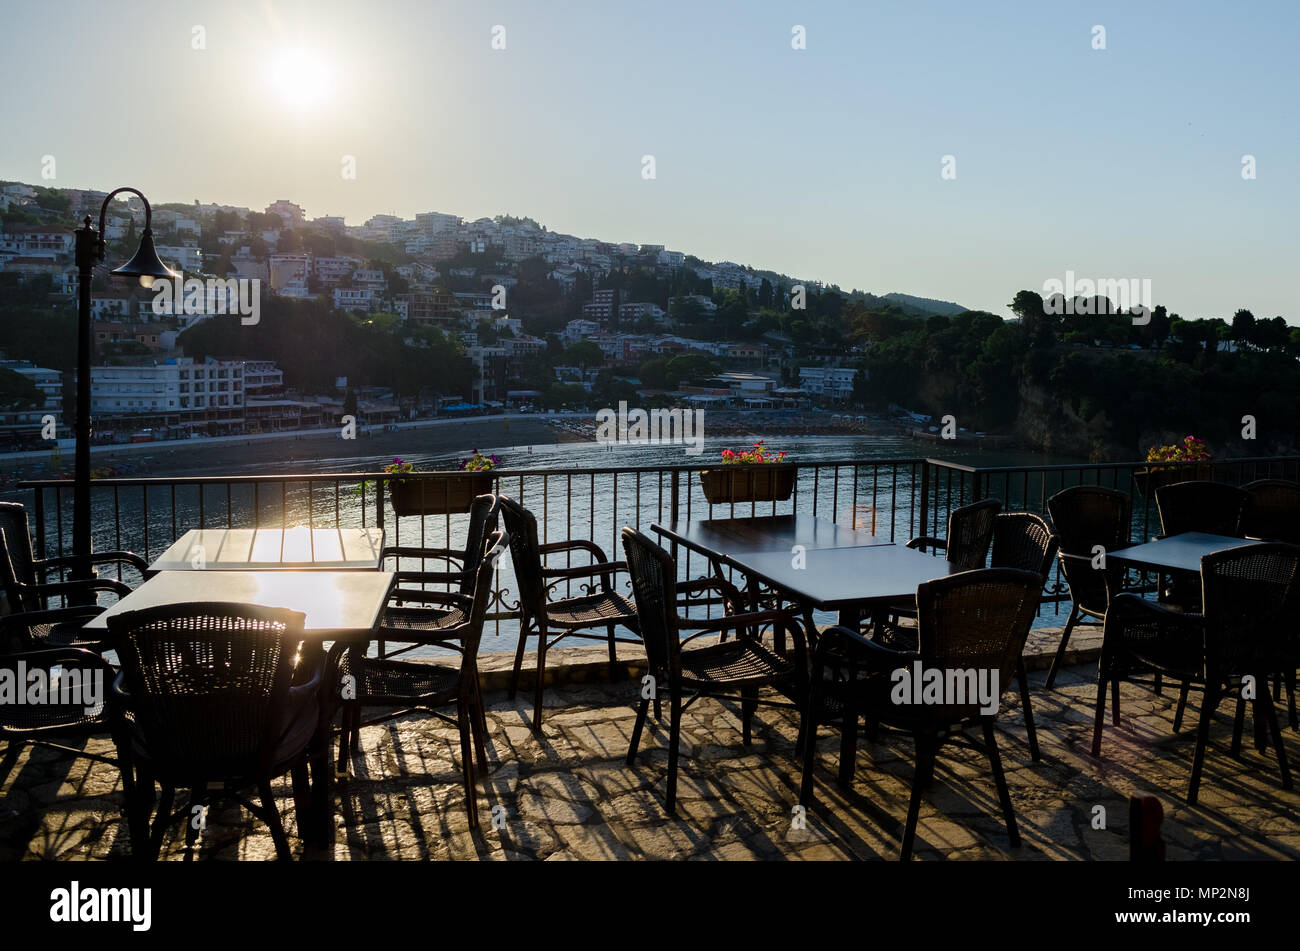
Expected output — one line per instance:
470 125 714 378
626 695 650 766
1045 606 1079 689
1154 672 1163 697
1091 668 1109 757
471 685 490 782
336 702 354 773
1111 674 1121 727
290 763 312 836
457 697 479 831
1259 680 1293 792
1016 658 1040 762
1188 685 1222 806
799 694 820 807
837 702 859 787
1229 692 1245 756
1173 682 1191 733
606 623 618 682
1287 670 1298 731
900 738 937 861
665 692 682 815
259 780 292 861
148 785 175 861
983 719 1019 848
740 687 757 747
509 621 529 700
531 628 549 732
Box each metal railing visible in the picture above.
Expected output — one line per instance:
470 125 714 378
18 454 1300 648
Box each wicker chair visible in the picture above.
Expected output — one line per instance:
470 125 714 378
988 513 1059 760
1092 543 1300 804
1242 479 1300 544
620 528 806 815
375 493 499 660
800 567 1042 860
1154 480 1249 539
336 529 506 831
0 528 130 655
0 646 137 837
1044 486 1132 688
107 603 323 860
499 496 640 731
878 498 1002 637
0 501 145 613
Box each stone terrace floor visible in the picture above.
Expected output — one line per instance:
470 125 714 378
4 635 1300 861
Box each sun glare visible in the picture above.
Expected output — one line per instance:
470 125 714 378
268 47 332 113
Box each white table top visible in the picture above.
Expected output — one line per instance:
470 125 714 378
148 528 385 572
85 570 396 638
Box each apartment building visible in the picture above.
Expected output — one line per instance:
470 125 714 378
90 357 246 433
798 365 858 401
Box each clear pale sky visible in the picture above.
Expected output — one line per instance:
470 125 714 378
2 0 1295 320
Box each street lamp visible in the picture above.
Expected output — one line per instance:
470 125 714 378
70 188 177 584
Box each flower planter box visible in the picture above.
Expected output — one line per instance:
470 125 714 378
389 473 494 516
1131 464 1214 498
698 465 795 505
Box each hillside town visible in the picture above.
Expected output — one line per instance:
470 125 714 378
0 182 870 448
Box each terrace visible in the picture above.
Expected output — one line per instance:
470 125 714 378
3 454 1300 861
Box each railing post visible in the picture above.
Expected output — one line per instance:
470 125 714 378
670 469 680 524
33 487 46 560
375 476 385 530
971 471 983 503
918 459 930 539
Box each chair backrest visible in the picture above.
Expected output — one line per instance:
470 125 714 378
1155 480 1247 538
1200 543 1300 673
990 513 1059 580
0 504 39 611
498 496 550 626
1242 479 1300 544
460 528 509 659
458 494 501 595
944 498 1002 571
620 527 680 678
914 568 1042 722
107 603 307 780
1047 486 1132 615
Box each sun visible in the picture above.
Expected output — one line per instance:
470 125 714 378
268 47 333 113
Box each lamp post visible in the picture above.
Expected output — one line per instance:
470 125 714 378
70 188 177 585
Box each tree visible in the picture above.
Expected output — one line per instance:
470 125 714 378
0 367 43 410
343 389 358 418
564 340 604 369
1231 309 1256 348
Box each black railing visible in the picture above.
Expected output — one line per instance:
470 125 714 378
18 454 1300 649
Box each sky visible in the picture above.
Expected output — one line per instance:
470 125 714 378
1 0 1296 320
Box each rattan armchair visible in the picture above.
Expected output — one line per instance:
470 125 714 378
336 529 506 831
0 646 136 837
801 567 1042 860
375 493 499 660
621 528 807 815
878 498 1002 639
1154 480 1249 539
1092 543 1300 804
0 528 129 655
988 513 1059 760
107 603 323 860
500 496 639 731
1242 479 1300 544
1044 486 1132 688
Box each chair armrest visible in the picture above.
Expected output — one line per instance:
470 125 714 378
0 647 122 705
677 576 745 611
542 561 627 581
906 536 947 554
386 589 473 610
382 545 464 564
18 578 132 602
0 604 105 635
677 608 793 637
539 539 611 563
391 569 464 587
1107 592 1203 625
39 549 149 576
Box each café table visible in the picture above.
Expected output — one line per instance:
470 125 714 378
85 569 397 847
652 514 956 630
1107 531 1259 575
147 527 385 573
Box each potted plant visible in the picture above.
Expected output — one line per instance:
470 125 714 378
1133 436 1213 497
379 452 500 516
698 441 795 504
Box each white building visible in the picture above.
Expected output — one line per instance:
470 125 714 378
154 245 203 272
798 366 858 401
91 357 244 417
333 287 376 312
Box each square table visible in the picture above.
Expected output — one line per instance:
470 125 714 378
147 527 385 573
652 515 953 629
85 569 396 637
1108 532 1259 575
